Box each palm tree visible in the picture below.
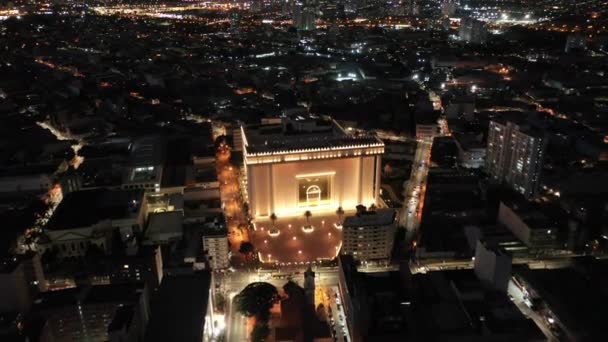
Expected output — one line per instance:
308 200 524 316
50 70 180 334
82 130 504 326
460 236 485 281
304 210 312 225
239 242 255 262
270 213 277 228
336 206 345 224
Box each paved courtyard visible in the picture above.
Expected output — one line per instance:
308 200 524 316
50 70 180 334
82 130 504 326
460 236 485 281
251 211 353 264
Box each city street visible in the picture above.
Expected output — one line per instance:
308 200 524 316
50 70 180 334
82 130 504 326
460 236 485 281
216 145 250 266
402 139 432 242
324 286 352 342
318 286 351 342
507 279 559 341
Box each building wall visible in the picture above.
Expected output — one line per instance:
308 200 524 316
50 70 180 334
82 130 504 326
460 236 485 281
47 217 141 258
416 124 437 140
202 235 229 270
248 156 380 218
497 202 531 245
474 240 511 292
337 256 364 342
0 262 31 313
486 121 508 180
342 222 396 261
0 174 52 194
458 148 486 168
486 121 546 198
22 253 48 293
499 202 559 250
504 130 545 198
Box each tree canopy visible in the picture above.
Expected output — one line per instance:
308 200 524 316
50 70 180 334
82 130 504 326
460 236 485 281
251 322 270 342
234 282 279 322
238 241 254 255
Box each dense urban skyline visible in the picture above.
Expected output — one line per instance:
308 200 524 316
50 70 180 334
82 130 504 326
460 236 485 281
1 0 607 341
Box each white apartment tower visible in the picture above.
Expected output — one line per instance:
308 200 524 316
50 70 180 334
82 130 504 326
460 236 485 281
486 120 546 198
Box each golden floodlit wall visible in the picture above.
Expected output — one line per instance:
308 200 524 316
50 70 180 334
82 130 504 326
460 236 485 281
246 154 381 218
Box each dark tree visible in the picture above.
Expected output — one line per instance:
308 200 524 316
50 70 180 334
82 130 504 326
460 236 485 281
304 210 312 224
239 241 254 255
270 213 277 228
336 206 345 224
251 322 270 342
85 243 105 259
234 282 279 322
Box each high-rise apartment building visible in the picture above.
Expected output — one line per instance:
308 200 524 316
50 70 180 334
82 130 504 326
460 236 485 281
459 17 488 44
341 207 397 261
441 0 457 17
293 2 316 31
486 120 546 198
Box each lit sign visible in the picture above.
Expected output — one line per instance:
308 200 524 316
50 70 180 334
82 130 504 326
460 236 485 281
297 174 331 207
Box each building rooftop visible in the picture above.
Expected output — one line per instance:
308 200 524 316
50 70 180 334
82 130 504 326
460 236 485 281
128 137 165 167
499 200 560 231
517 265 608 340
453 132 485 150
46 188 144 231
30 283 144 312
144 272 212 342
123 137 165 186
145 211 183 240
343 208 396 228
242 115 383 155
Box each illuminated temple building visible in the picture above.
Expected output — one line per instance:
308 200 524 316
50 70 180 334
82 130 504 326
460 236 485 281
240 115 384 219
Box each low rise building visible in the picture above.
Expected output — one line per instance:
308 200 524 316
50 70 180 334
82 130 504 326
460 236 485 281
0 256 32 314
122 137 165 192
516 261 608 341
201 218 229 270
453 132 486 168
25 283 150 342
44 188 146 258
415 122 437 140
498 201 559 251
474 239 512 292
337 255 543 342
0 173 53 195
144 272 215 342
144 211 183 245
